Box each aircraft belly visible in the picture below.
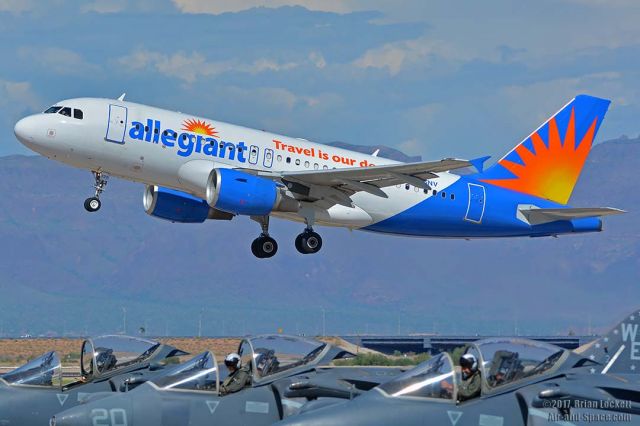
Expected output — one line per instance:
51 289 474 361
361 177 534 238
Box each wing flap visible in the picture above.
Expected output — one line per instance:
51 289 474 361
520 207 625 225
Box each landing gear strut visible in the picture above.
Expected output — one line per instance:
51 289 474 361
251 216 278 258
84 171 108 213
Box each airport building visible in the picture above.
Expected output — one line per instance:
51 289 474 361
341 334 595 355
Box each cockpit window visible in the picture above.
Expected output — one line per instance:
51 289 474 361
44 106 62 114
59 107 72 117
378 353 455 400
81 336 161 378
243 335 327 380
73 109 83 120
153 351 218 392
2 351 62 388
475 339 566 388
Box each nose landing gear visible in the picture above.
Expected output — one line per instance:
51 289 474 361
84 171 108 213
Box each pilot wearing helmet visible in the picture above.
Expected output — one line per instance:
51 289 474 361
220 353 250 395
458 353 481 401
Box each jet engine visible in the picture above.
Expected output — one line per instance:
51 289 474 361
144 186 234 223
206 168 299 216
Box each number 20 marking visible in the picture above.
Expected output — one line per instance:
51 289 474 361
91 408 128 426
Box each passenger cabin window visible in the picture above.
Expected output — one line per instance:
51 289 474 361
73 109 83 120
59 107 72 117
44 106 62 114
286 157 291 164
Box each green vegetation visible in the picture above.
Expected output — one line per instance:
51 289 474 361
449 346 467 365
335 352 431 366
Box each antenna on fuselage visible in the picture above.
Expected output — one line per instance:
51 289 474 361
371 149 380 157
117 93 126 101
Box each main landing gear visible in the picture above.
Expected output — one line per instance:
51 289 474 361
295 229 323 255
251 216 278 259
249 216 323 258
84 171 108 213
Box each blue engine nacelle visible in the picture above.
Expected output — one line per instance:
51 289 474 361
206 168 299 216
144 186 234 223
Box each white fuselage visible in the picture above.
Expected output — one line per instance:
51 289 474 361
14 97 458 229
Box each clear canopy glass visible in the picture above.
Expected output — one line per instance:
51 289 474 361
378 353 455 400
242 335 327 379
81 335 161 377
153 351 219 392
2 351 62 387
475 338 566 388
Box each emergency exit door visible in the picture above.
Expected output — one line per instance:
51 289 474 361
105 104 128 144
465 183 486 223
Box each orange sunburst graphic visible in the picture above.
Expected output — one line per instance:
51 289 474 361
182 119 218 137
481 108 597 205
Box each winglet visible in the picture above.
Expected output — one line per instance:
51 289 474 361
469 156 491 173
117 93 126 101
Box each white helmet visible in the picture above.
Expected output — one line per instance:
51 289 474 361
224 353 241 369
460 353 478 373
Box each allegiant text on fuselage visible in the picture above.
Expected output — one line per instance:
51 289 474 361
128 119 247 162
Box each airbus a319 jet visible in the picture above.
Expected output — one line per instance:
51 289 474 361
14 94 623 257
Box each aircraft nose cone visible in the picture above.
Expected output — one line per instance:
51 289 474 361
14 116 36 144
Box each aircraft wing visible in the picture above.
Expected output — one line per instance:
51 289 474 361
260 159 471 200
519 207 625 225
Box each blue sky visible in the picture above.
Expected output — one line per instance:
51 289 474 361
1 0 639 160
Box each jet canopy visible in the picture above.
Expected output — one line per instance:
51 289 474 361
152 351 219 393
378 353 455 401
81 335 161 378
238 335 328 381
1 351 62 388
474 338 568 389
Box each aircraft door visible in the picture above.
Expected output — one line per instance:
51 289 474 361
249 145 259 165
465 183 486 223
263 148 274 168
105 104 128 144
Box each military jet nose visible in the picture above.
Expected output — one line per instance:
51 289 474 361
49 409 88 426
14 115 38 145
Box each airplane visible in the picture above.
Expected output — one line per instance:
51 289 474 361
0 335 188 425
275 309 640 426
13 94 624 258
49 334 405 426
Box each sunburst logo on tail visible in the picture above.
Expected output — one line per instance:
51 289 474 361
481 108 597 205
182 119 218 137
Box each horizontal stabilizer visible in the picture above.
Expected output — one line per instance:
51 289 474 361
519 207 625 225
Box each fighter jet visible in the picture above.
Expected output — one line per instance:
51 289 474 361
276 309 640 426
50 334 404 425
0 335 187 425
